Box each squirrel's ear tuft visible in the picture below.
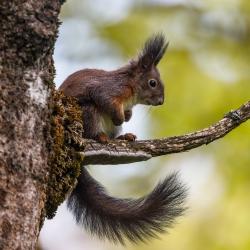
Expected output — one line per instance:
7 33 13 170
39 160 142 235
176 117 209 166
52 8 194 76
137 33 169 70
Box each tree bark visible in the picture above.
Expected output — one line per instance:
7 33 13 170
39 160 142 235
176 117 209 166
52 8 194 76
0 1 62 249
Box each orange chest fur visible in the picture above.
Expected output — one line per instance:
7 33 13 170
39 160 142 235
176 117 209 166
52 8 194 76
113 86 136 110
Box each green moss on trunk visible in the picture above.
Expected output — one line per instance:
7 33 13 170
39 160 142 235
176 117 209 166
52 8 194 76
46 90 85 219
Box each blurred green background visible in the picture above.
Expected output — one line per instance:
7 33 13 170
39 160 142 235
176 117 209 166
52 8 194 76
40 1 250 250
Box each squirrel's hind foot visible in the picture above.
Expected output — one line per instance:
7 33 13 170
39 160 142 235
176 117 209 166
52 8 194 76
95 132 109 143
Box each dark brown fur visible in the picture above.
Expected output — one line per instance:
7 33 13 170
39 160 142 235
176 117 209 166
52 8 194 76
59 34 187 244
59 35 167 141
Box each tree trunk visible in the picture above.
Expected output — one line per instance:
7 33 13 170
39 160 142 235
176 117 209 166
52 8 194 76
0 1 62 249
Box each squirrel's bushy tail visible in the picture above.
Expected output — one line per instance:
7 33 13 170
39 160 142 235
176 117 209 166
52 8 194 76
67 168 187 245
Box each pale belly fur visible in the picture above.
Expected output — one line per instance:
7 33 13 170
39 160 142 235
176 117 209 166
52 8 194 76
99 98 137 138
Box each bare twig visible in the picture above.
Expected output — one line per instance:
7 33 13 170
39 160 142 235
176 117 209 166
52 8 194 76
82 101 250 165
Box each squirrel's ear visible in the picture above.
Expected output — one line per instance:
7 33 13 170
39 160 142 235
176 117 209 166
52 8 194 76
137 33 168 70
154 41 169 66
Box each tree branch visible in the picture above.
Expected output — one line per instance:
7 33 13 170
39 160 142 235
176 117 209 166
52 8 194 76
82 101 250 165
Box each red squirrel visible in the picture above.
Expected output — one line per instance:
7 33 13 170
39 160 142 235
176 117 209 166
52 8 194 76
59 34 187 244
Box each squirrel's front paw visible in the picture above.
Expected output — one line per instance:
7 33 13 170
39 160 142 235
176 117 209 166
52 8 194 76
112 117 124 126
124 110 132 122
116 133 137 142
95 132 109 143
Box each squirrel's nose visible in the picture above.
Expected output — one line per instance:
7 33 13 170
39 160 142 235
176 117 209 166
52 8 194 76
157 97 164 105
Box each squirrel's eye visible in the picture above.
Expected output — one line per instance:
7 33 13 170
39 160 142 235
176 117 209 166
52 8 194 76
148 79 157 88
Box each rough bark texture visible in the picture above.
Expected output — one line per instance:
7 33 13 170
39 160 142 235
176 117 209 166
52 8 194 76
82 101 250 165
0 1 62 249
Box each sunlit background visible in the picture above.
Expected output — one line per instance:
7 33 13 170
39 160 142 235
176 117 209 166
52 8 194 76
40 0 250 249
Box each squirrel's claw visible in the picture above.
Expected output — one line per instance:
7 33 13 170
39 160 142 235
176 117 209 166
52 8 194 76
117 133 137 142
124 110 132 122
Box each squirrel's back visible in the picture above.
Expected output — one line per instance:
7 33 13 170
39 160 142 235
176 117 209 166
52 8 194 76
59 69 107 98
